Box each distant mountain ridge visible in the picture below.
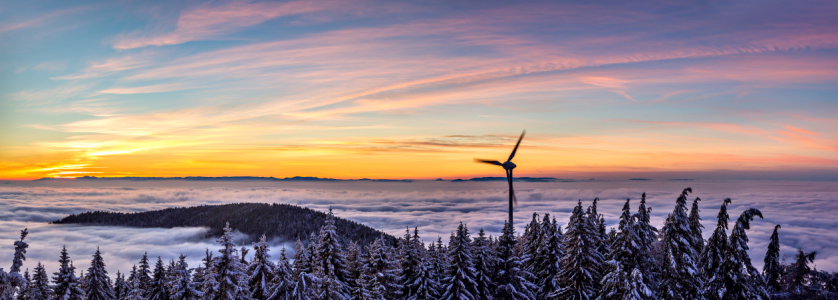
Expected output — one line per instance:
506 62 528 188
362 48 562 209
53 203 393 245
37 175 575 182
38 176 414 182
451 176 574 182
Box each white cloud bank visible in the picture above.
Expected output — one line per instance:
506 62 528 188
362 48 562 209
0 179 836 275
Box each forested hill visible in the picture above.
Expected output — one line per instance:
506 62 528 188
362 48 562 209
52 203 392 245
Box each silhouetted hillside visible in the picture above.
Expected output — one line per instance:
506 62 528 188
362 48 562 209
53 203 392 245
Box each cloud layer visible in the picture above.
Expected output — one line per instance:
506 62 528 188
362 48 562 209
1 179 836 276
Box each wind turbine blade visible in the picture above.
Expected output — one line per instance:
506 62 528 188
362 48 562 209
507 130 526 162
474 158 502 166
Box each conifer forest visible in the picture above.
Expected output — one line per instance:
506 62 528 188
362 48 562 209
2 188 837 300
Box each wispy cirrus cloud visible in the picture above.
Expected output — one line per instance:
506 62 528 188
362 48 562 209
98 83 190 95
8 83 97 105
103 8 838 119
54 54 157 80
110 0 412 49
774 126 838 152
0 6 90 35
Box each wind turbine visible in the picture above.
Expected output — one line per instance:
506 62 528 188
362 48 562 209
474 130 525 225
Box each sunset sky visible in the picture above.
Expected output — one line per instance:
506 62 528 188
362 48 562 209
1 0 837 180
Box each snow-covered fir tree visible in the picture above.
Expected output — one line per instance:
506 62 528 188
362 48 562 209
398 228 415 298
402 227 433 300
165 259 177 296
713 208 768 300
554 200 602 300
306 232 319 276
18 268 30 300
78 270 88 295
407 252 439 300
689 197 705 257
350 248 372 300
701 198 732 279
393 238 406 289
114 271 127 300
52 246 85 300
495 221 537 300
440 222 479 300
532 215 562 300
29 262 52 300
598 198 654 300
344 242 364 300
359 262 386 300
612 199 637 265
171 254 202 300
266 246 294 300
12 229 29 274
197 249 216 298
125 268 146 300
522 213 543 274
293 239 312 276
631 194 659 298
764 225 782 293
146 257 169 300
471 228 494 300
127 266 137 297
190 265 204 291
84 247 115 300
248 235 275 300
288 239 318 300
210 222 250 300
426 243 437 270
701 199 743 299
313 208 351 300
288 270 318 300
0 270 20 297
599 201 632 300
597 263 631 300
786 249 817 297
633 193 658 257
136 253 152 296
364 238 402 299
589 198 610 259
430 237 448 288
0 229 30 299
659 188 703 300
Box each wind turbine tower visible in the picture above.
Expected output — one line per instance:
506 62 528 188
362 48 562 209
475 130 526 225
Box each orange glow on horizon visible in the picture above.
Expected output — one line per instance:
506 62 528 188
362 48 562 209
3 129 837 180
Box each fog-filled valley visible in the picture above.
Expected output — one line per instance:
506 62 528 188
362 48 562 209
2 179 837 277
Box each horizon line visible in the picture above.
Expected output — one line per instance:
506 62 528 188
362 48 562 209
1 173 837 182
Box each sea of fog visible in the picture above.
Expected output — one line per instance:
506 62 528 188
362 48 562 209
1 179 837 276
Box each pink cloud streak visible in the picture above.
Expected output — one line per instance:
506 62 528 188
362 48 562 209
111 0 414 49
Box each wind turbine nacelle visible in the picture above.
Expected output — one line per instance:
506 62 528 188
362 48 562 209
502 161 517 170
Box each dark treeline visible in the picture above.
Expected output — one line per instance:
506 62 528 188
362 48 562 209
53 203 392 246
3 188 838 299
